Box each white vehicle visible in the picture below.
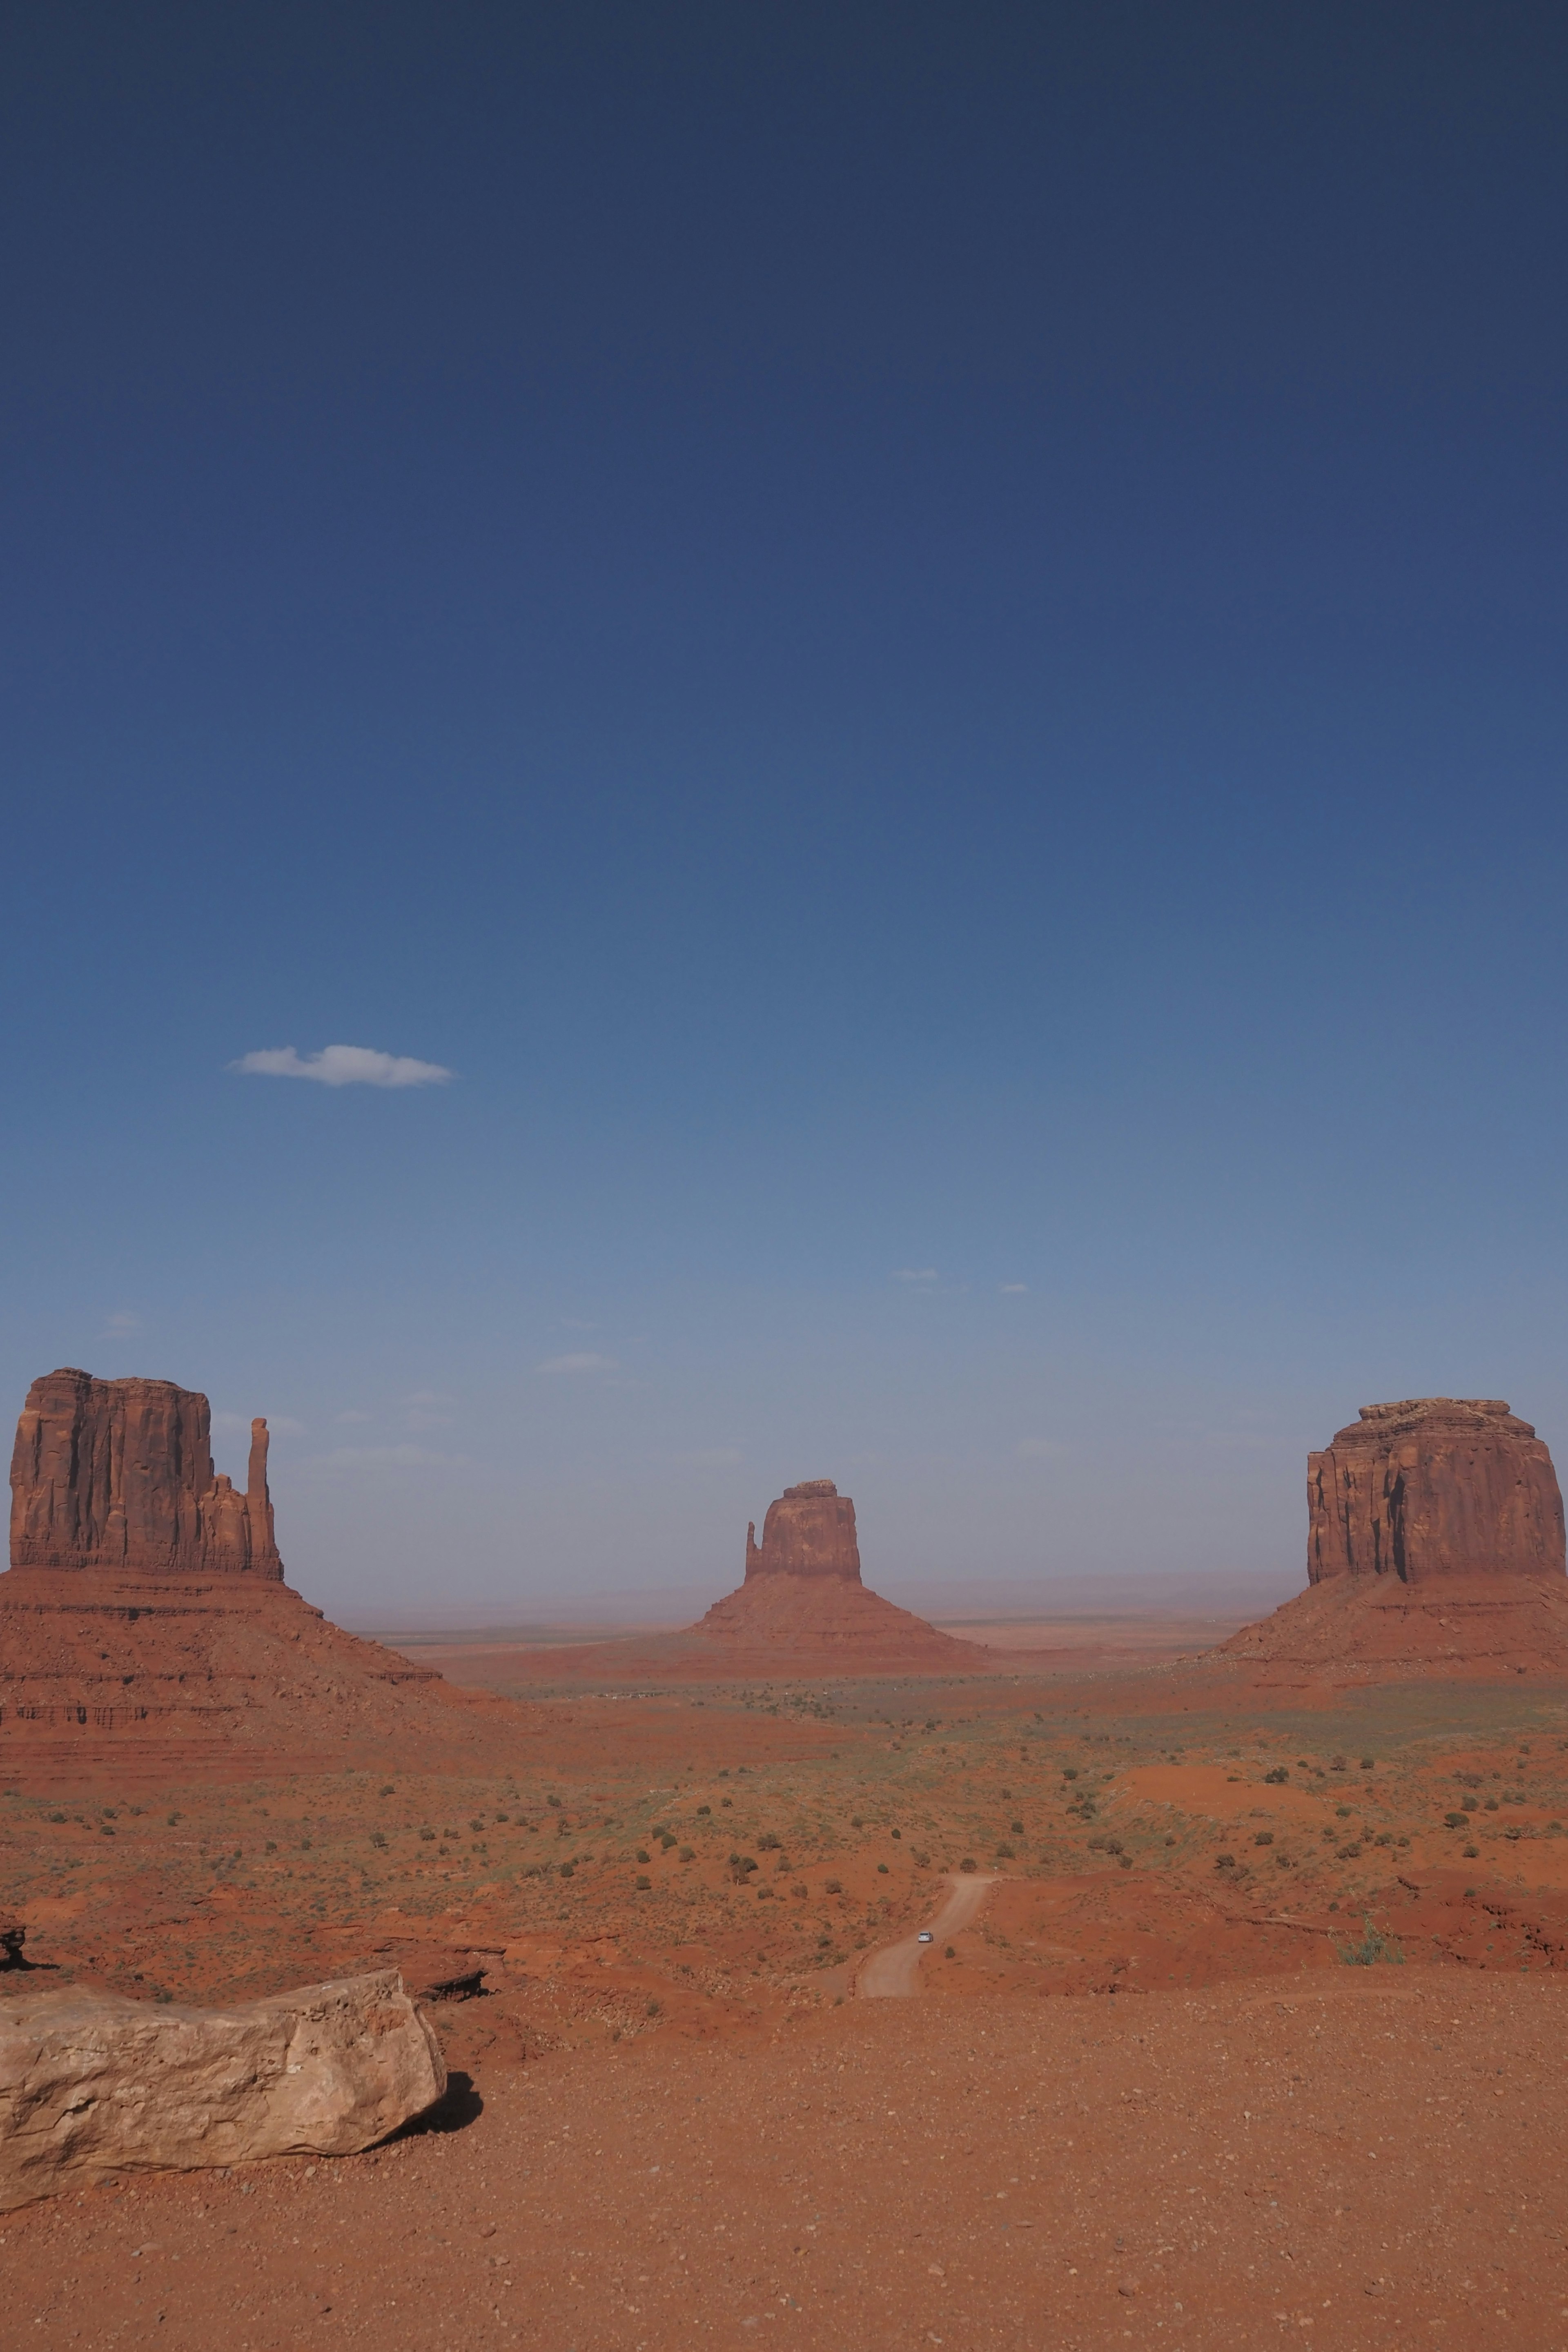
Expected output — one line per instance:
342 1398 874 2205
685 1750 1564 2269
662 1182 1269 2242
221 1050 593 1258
916 1929 934 1944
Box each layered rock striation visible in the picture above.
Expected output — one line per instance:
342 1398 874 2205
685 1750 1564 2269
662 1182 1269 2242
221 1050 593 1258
10 1369 283 1579
1307 1398 1565 1587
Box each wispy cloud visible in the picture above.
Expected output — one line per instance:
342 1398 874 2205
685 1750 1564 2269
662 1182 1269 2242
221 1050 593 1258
100 1310 141 1338
998 1283 1028 1294
229 1044 453 1088
536 1352 620 1374
893 1267 938 1283
404 1387 456 1429
317 1444 470 1469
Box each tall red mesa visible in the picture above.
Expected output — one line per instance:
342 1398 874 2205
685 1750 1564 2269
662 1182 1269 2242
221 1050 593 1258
9 1367 283 1578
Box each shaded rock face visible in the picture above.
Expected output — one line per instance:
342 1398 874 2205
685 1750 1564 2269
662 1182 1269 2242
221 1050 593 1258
744 1479 861 1584
0 1970 444 2210
1307 1398 1566 1586
9 1368 283 1579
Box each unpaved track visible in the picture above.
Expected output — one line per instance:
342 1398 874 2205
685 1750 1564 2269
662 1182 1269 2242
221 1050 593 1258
855 1871 998 1996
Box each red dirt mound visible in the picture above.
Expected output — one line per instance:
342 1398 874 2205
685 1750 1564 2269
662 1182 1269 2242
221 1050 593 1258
0 1567 508 1777
1214 1568 1568 1684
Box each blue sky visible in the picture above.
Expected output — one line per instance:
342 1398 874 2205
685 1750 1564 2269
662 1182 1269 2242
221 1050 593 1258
4 4 1566 1617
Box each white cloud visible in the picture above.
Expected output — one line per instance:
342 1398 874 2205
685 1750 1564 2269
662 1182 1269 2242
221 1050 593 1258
229 1044 453 1088
536 1352 620 1374
1017 1438 1068 1459
998 1283 1028 1294
100 1311 141 1337
893 1268 938 1283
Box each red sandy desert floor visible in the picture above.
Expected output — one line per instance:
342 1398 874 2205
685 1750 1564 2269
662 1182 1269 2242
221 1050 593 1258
9 1642 1568 2347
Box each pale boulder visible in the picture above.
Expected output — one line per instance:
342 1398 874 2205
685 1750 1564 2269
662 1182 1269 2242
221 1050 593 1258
0 1968 444 2209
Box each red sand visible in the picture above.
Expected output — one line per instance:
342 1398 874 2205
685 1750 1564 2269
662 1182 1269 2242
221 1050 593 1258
11 1590 1568 2346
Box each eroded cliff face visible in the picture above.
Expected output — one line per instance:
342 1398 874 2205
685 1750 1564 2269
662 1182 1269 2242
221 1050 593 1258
9 1369 283 1579
1307 1398 1565 1586
744 1479 862 1583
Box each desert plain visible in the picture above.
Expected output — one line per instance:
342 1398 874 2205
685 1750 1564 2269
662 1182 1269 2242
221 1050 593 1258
9 1648 1568 2348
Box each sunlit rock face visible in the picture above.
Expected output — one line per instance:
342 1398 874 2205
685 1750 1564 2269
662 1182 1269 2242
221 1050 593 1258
9 1368 283 1579
743 1479 862 1584
1307 1398 1565 1586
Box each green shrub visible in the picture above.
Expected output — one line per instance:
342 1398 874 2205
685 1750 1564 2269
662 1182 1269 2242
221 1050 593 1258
1339 1918 1403 1967
635 1874 651 1891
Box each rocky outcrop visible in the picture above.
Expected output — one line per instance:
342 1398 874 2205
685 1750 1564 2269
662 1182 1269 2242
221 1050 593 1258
744 1479 862 1583
9 1369 283 1579
1307 1398 1565 1586
0 1970 444 2209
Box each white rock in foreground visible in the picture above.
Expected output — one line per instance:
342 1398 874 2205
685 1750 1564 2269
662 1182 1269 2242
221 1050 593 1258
0 1969 445 2209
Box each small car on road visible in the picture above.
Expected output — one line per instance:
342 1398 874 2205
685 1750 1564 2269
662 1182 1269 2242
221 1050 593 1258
917 1930 934 1944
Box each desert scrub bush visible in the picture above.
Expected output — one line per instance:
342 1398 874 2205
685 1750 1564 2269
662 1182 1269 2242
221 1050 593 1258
679 1845 695 1862
1254 1830 1274 1846
1214 1852 1237 1872
995 1842 1015 1859
635 1874 651 1891
757 1831 782 1850
1062 1768 1078 1781
635 1848 650 1864
959 1857 978 1873
1339 1918 1404 1966
1263 1766 1290 1784
824 1878 842 1894
419 1827 435 1841
1444 1811 1468 1829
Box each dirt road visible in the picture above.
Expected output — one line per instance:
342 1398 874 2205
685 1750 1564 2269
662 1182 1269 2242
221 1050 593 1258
855 1870 998 1996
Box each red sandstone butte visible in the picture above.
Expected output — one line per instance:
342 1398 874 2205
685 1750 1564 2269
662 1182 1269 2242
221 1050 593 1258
1219 1397 1568 1682
1307 1396 1565 1586
744 1478 862 1582
2 1368 506 1770
10 1368 283 1579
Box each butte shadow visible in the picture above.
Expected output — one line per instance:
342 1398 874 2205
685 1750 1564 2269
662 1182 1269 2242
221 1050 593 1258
433 1479 989 1685
1215 1396 1568 1685
1 1367 510 1780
